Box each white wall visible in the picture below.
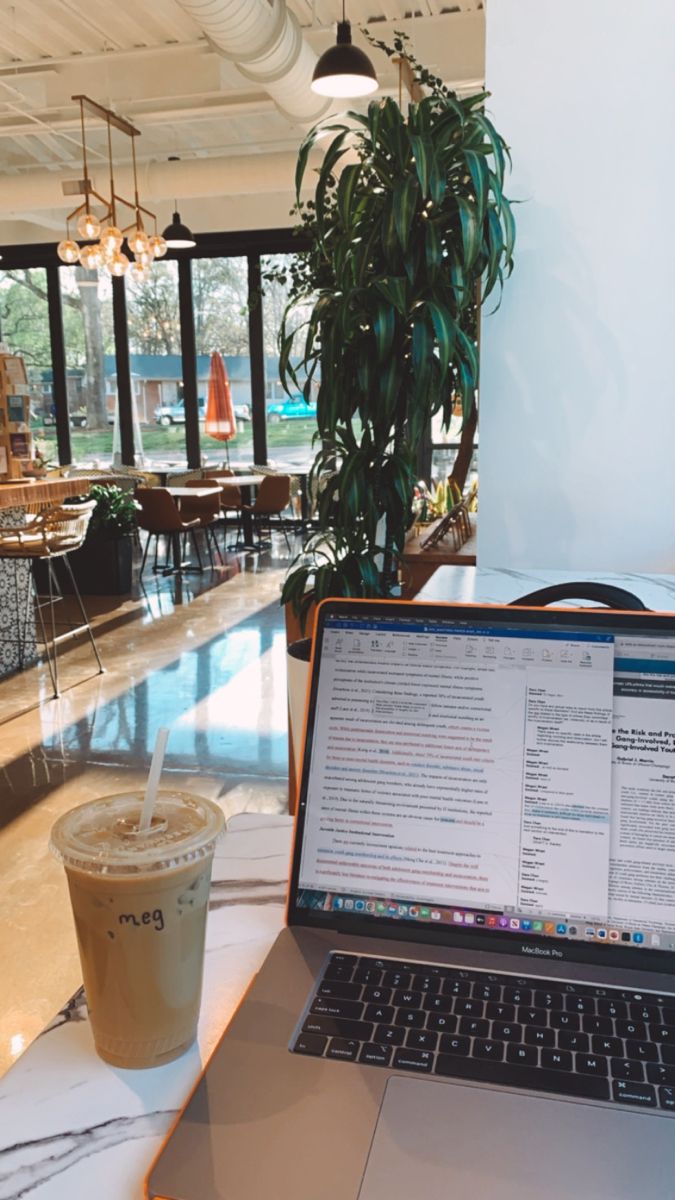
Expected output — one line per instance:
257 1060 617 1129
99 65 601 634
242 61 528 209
479 0 675 571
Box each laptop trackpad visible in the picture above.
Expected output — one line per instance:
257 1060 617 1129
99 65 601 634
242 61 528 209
359 1077 674 1200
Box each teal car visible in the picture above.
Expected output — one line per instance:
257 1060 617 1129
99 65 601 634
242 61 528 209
266 396 317 423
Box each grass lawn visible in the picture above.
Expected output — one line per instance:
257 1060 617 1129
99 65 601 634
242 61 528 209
36 418 319 467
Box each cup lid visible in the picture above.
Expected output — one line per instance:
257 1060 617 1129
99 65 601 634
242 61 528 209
49 791 225 876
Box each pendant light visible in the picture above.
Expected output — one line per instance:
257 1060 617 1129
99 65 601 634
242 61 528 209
311 3 378 98
162 207 196 249
161 161 196 248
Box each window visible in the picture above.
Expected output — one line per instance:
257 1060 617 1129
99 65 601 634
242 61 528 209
261 253 317 470
126 260 185 467
0 267 57 465
60 266 116 465
191 256 253 466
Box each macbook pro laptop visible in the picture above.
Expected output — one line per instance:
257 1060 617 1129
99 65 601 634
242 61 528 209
148 597 675 1200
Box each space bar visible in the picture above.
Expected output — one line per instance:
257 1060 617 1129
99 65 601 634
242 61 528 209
435 1055 610 1102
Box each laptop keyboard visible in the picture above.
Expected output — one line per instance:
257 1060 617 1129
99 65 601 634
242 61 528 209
291 953 675 1114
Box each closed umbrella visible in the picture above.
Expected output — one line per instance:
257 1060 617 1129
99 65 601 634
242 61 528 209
205 351 237 462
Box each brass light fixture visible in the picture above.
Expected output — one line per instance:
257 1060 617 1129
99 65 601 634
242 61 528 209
57 95 169 278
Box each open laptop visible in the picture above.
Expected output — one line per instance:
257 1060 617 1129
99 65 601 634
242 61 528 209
147 597 675 1200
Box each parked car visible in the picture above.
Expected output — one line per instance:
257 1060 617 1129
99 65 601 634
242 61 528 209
70 408 115 428
154 398 251 425
266 396 317 423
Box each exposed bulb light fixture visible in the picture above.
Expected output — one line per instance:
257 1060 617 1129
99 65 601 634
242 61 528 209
148 233 167 259
106 250 130 277
127 226 150 256
99 224 123 255
79 242 103 270
57 239 81 264
311 6 378 98
76 210 101 239
58 96 166 286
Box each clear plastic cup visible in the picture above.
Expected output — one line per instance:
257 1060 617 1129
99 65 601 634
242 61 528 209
50 791 225 1069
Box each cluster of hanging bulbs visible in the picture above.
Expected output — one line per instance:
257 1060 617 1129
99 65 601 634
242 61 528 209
57 210 167 281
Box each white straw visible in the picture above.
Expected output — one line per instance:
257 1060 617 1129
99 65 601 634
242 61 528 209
139 727 169 832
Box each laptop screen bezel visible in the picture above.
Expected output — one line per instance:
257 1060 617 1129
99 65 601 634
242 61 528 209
286 596 675 975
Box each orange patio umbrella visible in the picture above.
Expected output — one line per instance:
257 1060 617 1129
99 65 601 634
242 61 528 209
205 351 237 459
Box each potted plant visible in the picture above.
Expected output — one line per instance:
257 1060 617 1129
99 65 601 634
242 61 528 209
67 483 138 595
277 33 515 634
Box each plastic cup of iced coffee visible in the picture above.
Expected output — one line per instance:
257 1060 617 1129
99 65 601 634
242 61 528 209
50 790 225 1069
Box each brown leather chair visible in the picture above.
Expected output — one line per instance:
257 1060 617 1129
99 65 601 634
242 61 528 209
217 481 243 548
135 487 203 576
179 479 224 568
242 474 292 550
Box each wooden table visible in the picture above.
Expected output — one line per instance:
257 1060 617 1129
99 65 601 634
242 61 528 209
400 512 477 597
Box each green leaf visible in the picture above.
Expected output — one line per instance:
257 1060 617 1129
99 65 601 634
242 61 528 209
373 302 395 361
474 112 506 184
424 220 443 281
337 162 362 230
483 207 504 299
456 324 479 384
409 134 431 197
456 197 481 268
464 149 489 223
393 175 419 251
426 300 457 380
374 276 407 313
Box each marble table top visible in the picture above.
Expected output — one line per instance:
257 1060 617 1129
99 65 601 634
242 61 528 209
416 565 675 611
0 812 293 1200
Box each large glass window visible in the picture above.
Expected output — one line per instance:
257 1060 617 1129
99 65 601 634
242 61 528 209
191 256 253 467
126 260 185 467
0 267 57 466
60 266 116 465
261 253 317 471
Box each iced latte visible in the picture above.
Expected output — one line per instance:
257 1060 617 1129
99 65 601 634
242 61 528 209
50 791 224 1069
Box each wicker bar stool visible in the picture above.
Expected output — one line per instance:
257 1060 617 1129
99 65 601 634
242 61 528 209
0 499 104 699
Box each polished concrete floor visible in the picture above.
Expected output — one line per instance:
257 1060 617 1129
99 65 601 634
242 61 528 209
0 537 296 1077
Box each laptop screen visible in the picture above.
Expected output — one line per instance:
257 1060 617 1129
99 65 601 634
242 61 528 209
290 599 675 969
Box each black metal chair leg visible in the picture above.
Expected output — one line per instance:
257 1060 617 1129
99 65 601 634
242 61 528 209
140 532 151 578
190 530 204 571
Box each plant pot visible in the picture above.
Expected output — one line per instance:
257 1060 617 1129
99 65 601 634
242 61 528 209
36 535 133 596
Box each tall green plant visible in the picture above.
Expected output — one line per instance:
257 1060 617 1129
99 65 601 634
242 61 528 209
279 35 515 625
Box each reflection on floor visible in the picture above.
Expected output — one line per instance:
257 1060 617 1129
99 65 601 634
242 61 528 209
0 540 295 1077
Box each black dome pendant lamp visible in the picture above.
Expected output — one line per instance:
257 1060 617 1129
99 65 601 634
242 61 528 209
161 159 196 249
311 2 378 99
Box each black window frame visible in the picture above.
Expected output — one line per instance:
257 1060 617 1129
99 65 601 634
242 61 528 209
0 227 308 467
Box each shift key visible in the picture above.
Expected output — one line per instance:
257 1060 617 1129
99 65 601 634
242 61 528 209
303 1015 374 1041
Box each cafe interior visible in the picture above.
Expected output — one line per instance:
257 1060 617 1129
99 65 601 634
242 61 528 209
1 0 674 1195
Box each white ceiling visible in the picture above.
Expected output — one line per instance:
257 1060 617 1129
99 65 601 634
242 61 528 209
0 0 485 244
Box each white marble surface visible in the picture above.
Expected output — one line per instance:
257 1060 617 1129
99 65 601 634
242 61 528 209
0 812 293 1200
417 565 675 611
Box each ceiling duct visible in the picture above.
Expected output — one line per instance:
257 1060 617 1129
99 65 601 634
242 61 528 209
174 0 330 125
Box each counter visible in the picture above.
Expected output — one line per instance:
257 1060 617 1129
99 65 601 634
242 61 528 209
416 565 675 610
0 812 292 1199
